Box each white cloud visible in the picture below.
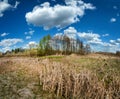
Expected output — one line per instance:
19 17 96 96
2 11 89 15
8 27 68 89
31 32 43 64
25 0 95 30
53 27 120 52
101 39 120 52
1 32 9 37
110 40 119 45
79 33 103 46
26 36 31 39
65 0 95 10
64 27 77 34
78 32 119 52
28 41 37 45
24 29 34 40
28 41 37 48
0 0 20 17
78 32 100 41
102 33 109 37
29 30 34 35
110 40 115 44
54 27 78 39
1 46 11 52
110 18 116 22
117 38 120 43
24 29 34 35
23 41 37 49
14 1 20 9
54 33 63 37
0 38 23 47
54 27 102 45
64 27 78 39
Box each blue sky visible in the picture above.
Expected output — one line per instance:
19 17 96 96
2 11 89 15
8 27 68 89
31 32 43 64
0 0 120 52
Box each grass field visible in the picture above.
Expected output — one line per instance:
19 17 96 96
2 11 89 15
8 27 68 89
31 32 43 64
0 54 120 99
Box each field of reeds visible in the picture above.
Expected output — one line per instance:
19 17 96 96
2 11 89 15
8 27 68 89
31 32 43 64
0 54 120 99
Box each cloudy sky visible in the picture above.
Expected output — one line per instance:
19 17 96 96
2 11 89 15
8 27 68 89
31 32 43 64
0 0 120 52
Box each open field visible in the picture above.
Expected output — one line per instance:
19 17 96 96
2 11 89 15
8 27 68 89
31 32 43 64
0 54 120 99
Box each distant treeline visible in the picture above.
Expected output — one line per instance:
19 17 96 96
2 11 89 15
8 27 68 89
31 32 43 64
96 51 120 56
1 34 119 57
0 34 90 57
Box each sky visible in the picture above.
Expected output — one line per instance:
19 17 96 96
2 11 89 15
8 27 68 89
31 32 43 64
0 0 120 53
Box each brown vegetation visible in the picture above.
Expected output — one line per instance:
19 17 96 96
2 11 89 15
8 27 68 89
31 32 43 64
0 55 120 99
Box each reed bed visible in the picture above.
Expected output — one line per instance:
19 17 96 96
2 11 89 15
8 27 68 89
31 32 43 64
0 56 120 99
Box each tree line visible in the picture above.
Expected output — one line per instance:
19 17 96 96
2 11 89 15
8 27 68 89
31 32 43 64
37 34 91 56
1 34 91 57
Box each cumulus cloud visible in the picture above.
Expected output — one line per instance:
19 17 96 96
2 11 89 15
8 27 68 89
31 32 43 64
64 27 77 34
0 38 23 47
0 0 20 17
1 32 9 37
64 27 78 39
54 27 78 39
25 0 95 30
110 18 116 22
65 0 95 9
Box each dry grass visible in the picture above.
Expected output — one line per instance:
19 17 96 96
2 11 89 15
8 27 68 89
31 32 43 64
0 54 120 99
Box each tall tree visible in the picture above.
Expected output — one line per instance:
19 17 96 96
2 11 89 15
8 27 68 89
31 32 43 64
85 44 91 54
62 35 70 54
37 34 52 56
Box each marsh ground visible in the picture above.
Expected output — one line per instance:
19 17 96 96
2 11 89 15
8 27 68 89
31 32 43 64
0 54 120 99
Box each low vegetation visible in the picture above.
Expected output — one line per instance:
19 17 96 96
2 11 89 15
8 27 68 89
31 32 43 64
0 54 120 99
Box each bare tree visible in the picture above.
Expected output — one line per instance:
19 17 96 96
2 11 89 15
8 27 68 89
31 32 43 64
85 44 91 54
